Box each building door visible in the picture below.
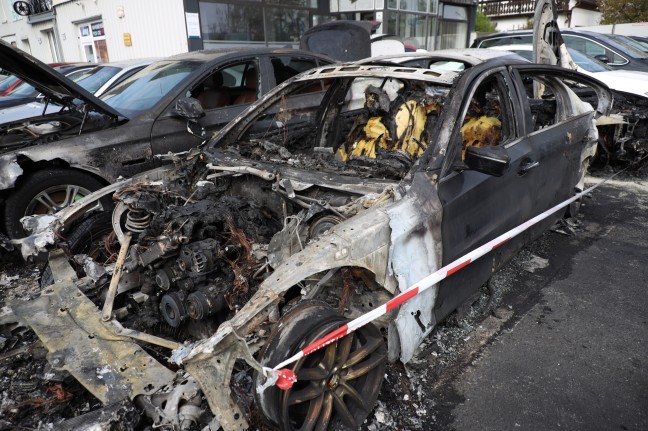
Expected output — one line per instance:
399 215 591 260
44 29 59 62
79 21 109 63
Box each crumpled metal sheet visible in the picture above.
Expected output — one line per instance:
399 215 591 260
10 260 175 405
0 153 23 189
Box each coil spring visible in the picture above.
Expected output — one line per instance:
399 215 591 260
125 209 151 233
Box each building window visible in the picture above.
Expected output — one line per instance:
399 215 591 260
265 7 310 43
44 29 59 62
266 0 317 6
200 2 264 43
438 4 468 49
200 0 320 48
21 38 30 54
399 12 427 50
79 21 109 63
387 0 436 12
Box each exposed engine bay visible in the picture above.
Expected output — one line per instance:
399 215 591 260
0 107 115 152
89 164 381 339
596 90 648 168
18 144 400 429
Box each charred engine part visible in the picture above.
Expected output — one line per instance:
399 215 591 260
582 89 648 169
179 238 219 273
160 292 187 327
54 399 140 431
136 374 207 430
112 191 160 244
308 214 345 240
186 288 227 320
153 239 221 291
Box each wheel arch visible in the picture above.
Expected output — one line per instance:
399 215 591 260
13 156 111 189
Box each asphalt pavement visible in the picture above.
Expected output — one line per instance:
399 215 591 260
434 175 648 431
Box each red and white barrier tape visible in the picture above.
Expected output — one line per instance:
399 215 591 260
263 174 615 390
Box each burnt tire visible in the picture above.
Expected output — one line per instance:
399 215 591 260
255 302 386 431
40 211 114 288
4 169 108 239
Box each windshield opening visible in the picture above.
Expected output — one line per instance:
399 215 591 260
216 75 450 180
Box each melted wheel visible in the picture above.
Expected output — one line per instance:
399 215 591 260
256 302 386 431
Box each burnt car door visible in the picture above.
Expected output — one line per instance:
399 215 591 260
434 64 608 322
149 57 267 155
435 67 551 321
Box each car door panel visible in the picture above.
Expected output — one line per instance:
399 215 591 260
435 70 541 322
150 57 266 155
435 135 540 321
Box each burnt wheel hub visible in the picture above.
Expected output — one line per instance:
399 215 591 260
255 302 387 431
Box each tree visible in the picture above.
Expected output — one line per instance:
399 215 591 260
598 0 648 24
475 10 497 33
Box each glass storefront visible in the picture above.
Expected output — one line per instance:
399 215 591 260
199 0 323 48
197 0 472 51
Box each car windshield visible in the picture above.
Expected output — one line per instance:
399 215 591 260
568 48 611 72
101 60 202 118
607 34 648 54
480 35 532 48
602 34 648 58
7 81 37 97
0 75 20 92
74 66 121 93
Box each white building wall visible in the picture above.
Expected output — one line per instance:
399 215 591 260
54 0 188 62
569 9 600 27
0 0 56 60
491 16 532 32
574 22 648 37
0 0 188 63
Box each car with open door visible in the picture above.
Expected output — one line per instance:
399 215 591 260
0 41 334 239
7 49 612 430
472 28 648 72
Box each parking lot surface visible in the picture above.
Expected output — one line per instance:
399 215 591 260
446 176 648 431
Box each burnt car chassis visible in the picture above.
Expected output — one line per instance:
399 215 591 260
6 59 611 430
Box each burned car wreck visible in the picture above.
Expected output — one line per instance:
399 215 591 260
7 55 612 430
531 0 648 169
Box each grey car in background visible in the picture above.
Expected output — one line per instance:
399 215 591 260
0 41 334 239
472 29 648 72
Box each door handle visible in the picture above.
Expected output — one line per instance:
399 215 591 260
518 160 539 175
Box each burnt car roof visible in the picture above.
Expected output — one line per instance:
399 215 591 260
356 48 530 67
0 40 121 119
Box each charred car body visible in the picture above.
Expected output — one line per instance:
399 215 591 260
530 0 648 169
8 52 612 430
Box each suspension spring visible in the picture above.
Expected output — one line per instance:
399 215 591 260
125 209 151 233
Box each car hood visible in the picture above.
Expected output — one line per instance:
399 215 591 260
0 40 122 119
589 70 648 98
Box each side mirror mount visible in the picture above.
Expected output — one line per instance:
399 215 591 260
464 145 510 177
594 54 610 64
172 97 206 120
186 120 206 139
